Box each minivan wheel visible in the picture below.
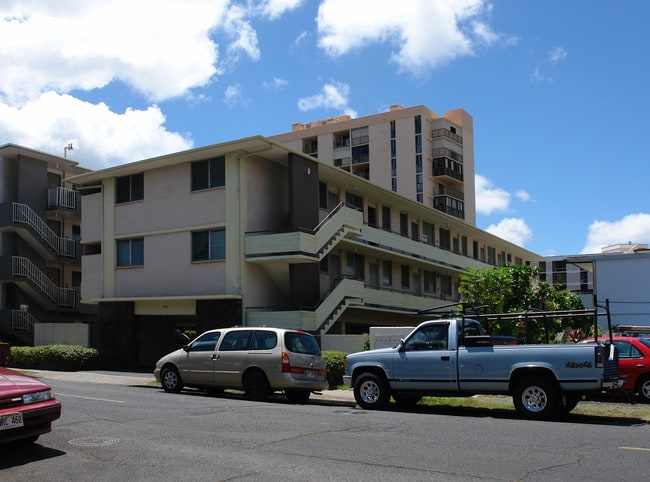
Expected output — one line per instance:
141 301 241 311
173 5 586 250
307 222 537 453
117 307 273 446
286 390 311 404
161 366 183 393
243 371 270 401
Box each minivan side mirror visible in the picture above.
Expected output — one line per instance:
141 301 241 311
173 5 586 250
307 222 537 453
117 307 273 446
182 344 190 352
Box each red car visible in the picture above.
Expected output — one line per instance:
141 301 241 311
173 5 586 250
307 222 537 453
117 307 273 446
0 366 62 444
584 336 650 402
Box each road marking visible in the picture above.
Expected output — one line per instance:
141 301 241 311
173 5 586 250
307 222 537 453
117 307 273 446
57 393 124 404
620 446 650 452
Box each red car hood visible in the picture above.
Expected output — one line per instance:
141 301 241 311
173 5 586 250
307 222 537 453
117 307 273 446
0 366 51 398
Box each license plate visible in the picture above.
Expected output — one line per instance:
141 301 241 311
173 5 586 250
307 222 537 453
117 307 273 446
305 369 316 379
0 412 24 431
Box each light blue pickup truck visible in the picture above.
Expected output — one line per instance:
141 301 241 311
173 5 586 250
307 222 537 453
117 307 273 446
343 315 621 419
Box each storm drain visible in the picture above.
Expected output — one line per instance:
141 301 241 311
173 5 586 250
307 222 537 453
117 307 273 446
69 437 120 447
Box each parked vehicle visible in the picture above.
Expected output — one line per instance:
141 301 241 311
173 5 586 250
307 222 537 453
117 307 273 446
344 309 622 420
154 327 328 403
583 336 650 402
0 366 62 444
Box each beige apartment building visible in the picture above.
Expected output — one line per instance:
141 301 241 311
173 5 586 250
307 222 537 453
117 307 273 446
270 104 476 225
69 136 539 368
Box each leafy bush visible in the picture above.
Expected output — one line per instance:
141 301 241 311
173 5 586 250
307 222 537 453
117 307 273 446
9 345 100 371
322 350 346 388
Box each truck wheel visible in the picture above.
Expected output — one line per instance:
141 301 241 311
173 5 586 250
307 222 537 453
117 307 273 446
636 374 650 403
513 377 560 420
354 372 390 410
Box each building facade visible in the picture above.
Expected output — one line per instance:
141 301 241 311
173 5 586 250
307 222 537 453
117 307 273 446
534 244 650 328
70 136 539 368
0 144 95 345
270 104 476 225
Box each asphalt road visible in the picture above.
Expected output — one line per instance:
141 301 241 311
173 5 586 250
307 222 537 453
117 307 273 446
1 378 649 481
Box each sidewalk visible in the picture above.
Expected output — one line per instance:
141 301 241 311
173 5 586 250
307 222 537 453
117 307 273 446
28 369 357 406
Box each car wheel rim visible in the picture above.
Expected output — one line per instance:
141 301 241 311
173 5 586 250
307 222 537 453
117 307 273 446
360 380 380 404
521 385 547 412
163 371 177 389
641 380 650 400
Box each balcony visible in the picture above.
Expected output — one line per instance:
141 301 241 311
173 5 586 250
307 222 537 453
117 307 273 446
433 185 464 201
48 187 79 214
432 128 463 145
433 197 465 219
432 147 463 163
245 204 363 262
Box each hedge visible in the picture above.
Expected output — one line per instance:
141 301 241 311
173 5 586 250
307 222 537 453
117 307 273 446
9 345 100 371
322 350 346 389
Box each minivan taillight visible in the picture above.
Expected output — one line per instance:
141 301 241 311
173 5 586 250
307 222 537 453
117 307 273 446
282 352 304 373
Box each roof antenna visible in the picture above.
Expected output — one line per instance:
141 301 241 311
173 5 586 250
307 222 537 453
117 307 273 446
63 143 74 158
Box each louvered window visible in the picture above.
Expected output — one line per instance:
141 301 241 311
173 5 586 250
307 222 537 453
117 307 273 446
116 173 144 203
191 157 225 191
192 229 225 261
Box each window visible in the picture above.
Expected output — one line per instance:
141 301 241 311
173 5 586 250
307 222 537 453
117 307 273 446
405 324 448 351
614 341 642 359
390 120 396 138
220 330 253 351
367 206 377 227
346 252 364 279
190 331 221 352
401 265 410 289
116 173 144 204
192 229 225 261
251 331 277 350
191 157 225 191
423 271 436 293
400 213 408 236
382 260 392 286
422 222 434 245
415 115 422 134
345 192 363 211
439 228 451 250
117 238 144 267
382 206 391 231
415 134 422 154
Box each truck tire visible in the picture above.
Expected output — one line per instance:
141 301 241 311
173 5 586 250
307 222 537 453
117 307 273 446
513 377 560 420
354 372 391 409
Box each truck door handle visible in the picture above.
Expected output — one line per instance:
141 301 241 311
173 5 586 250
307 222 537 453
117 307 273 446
441 356 450 361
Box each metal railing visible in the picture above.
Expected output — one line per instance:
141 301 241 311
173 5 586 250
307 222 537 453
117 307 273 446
432 147 463 163
12 256 76 308
12 203 76 258
432 128 463 145
48 187 78 211
12 310 38 333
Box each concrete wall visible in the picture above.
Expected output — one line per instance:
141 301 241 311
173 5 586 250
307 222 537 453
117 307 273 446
34 323 90 346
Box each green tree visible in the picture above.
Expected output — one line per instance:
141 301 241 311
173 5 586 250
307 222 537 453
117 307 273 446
458 265 585 343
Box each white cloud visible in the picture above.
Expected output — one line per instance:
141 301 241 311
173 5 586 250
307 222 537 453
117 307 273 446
475 175 511 214
259 0 304 20
581 213 650 254
0 91 192 170
316 0 506 75
223 84 249 108
486 218 532 248
263 78 289 89
222 4 261 67
549 46 568 63
514 190 531 202
0 0 228 103
297 81 357 116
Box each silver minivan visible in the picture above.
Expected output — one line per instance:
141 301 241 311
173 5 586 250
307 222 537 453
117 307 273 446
154 327 328 403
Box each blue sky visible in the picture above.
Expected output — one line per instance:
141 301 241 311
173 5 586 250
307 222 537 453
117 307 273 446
1 0 649 256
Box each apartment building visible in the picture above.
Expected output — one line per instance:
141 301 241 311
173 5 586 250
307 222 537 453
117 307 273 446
69 136 539 368
533 244 650 328
0 144 95 345
270 104 476 225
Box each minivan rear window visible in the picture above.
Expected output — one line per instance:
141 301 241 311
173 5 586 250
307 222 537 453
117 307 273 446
284 332 321 355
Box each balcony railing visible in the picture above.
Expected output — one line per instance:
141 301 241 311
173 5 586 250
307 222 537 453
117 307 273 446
432 128 463 145
433 186 465 201
432 147 463 163
12 203 76 258
48 187 79 211
432 166 463 182
12 309 39 333
12 256 76 308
